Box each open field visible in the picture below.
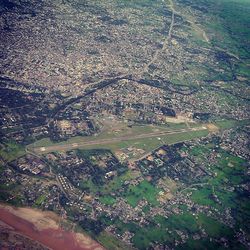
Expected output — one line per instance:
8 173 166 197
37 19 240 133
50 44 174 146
124 180 160 207
0 142 26 162
214 119 250 130
97 231 130 250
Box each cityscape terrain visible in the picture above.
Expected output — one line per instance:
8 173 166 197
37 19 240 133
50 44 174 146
0 0 249 249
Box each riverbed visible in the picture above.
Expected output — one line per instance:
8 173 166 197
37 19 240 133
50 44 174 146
0 204 104 250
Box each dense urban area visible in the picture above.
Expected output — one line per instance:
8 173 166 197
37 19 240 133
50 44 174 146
0 0 249 249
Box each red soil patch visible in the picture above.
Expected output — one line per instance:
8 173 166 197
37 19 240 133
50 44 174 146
0 208 104 250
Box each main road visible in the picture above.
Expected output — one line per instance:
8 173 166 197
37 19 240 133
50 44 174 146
141 0 176 75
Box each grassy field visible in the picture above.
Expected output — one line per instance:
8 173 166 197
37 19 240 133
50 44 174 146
128 211 239 249
214 119 250 130
99 195 116 206
188 144 249 215
79 169 141 196
177 213 243 250
191 186 217 207
177 138 250 238
124 180 160 207
34 194 46 206
203 0 250 58
123 212 202 249
112 219 176 250
197 214 232 237
0 142 26 162
176 238 245 250
97 231 131 250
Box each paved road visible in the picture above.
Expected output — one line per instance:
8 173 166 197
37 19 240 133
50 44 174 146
142 0 176 75
33 126 207 154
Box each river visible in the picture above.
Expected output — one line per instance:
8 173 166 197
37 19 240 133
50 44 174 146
0 205 104 250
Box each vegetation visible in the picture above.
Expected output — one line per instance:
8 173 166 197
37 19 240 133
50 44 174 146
0 141 25 162
99 195 116 206
124 180 160 207
34 194 47 206
97 231 130 250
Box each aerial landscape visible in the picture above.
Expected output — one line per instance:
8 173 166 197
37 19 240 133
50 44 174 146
0 0 249 249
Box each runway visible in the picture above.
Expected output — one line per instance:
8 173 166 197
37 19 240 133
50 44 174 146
33 126 207 154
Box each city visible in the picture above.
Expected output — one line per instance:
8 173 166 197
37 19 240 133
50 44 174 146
0 0 249 249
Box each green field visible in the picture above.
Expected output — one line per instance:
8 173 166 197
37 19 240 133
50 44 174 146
97 231 131 250
124 180 160 207
0 141 26 162
190 148 248 209
123 211 241 249
118 212 205 249
99 195 116 206
214 119 250 130
79 168 141 196
177 213 245 250
34 194 47 206
191 186 217 207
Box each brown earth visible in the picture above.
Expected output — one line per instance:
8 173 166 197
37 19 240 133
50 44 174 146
0 204 105 250
205 123 219 132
